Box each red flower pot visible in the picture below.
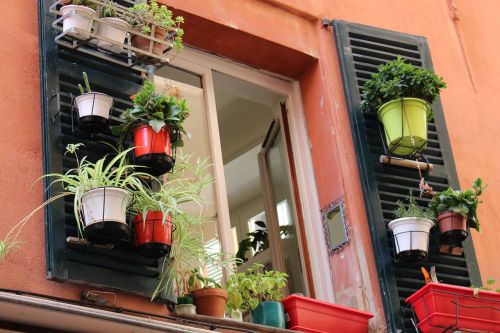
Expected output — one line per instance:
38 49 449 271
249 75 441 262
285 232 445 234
132 124 175 176
133 211 172 258
282 295 373 333
406 282 500 333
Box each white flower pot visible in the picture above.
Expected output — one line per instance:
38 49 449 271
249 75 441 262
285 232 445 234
60 5 95 39
388 217 434 261
175 304 197 315
81 187 131 243
96 17 130 53
75 92 113 118
231 309 243 322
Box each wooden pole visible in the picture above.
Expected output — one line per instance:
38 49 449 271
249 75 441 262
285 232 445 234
379 155 433 171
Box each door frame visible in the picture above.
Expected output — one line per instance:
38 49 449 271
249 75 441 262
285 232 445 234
170 47 334 301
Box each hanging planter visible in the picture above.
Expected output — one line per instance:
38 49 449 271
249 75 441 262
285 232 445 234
74 72 113 133
81 187 131 244
75 92 113 132
406 282 500 333
389 217 434 262
378 98 431 156
282 294 374 333
133 123 175 176
133 211 173 258
96 17 130 53
429 178 485 251
362 57 446 156
389 195 435 262
251 301 286 328
60 4 96 39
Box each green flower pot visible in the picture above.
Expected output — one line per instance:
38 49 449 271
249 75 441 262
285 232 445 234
377 97 431 156
251 301 286 328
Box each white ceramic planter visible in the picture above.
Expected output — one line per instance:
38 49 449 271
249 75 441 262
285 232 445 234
175 304 196 315
388 217 434 259
81 187 131 228
60 5 95 38
75 92 113 119
231 309 243 322
96 17 130 53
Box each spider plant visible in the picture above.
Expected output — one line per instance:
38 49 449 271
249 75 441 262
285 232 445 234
0 143 151 259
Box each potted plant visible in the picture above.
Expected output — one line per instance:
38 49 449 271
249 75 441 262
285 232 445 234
111 80 190 176
75 72 113 133
0 144 150 249
130 154 212 258
429 178 485 248
175 295 196 315
388 194 435 262
128 0 184 57
59 0 97 38
189 268 228 318
406 282 500 333
95 0 131 53
361 56 446 156
226 263 288 328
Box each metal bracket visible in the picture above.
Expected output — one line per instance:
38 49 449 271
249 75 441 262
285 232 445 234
51 89 61 123
322 19 334 28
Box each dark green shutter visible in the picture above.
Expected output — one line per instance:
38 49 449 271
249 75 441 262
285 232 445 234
39 0 169 300
333 20 481 331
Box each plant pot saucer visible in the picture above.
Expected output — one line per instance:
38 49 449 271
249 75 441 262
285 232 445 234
439 229 468 245
397 249 428 262
84 221 130 244
78 115 109 133
136 242 171 259
135 153 175 176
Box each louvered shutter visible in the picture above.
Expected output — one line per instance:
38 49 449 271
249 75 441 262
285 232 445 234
40 0 170 300
333 20 482 331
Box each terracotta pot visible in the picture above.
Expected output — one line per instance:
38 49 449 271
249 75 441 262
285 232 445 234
437 211 468 245
193 288 228 318
131 25 169 57
133 211 172 258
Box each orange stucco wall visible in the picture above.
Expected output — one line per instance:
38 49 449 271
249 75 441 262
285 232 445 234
1 0 499 331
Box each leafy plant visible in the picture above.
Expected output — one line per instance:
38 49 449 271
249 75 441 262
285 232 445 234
98 0 120 18
60 0 98 10
188 267 222 290
111 80 190 149
361 56 446 119
0 144 150 259
226 263 288 312
429 178 485 232
128 0 184 50
393 194 435 220
236 221 269 265
130 153 212 226
77 72 92 95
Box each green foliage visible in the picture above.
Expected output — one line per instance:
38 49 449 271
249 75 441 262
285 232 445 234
78 72 92 95
429 178 485 232
235 221 269 265
361 56 446 119
188 267 222 290
98 0 119 18
0 144 150 260
61 0 98 10
393 194 435 220
128 0 184 50
112 80 190 149
226 263 288 312
177 296 193 305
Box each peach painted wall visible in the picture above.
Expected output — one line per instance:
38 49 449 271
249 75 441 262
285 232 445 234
1 0 499 331
0 0 168 316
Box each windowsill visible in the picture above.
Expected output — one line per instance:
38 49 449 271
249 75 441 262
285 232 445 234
172 313 296 333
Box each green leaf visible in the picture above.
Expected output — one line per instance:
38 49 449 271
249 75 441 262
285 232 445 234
149 119 165 133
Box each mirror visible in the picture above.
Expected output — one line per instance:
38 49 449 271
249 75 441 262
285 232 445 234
321 200 349 254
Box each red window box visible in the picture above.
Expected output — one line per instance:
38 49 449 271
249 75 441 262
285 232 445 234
405 282 500 333
282 295 373 333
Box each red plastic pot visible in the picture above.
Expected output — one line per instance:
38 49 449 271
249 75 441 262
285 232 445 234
132 124 174 176
405 282 500 333
133 211 172 258
282 295 373 333
133 124 171 157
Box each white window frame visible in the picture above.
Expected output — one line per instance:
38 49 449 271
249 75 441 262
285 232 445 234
170 47 334 302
